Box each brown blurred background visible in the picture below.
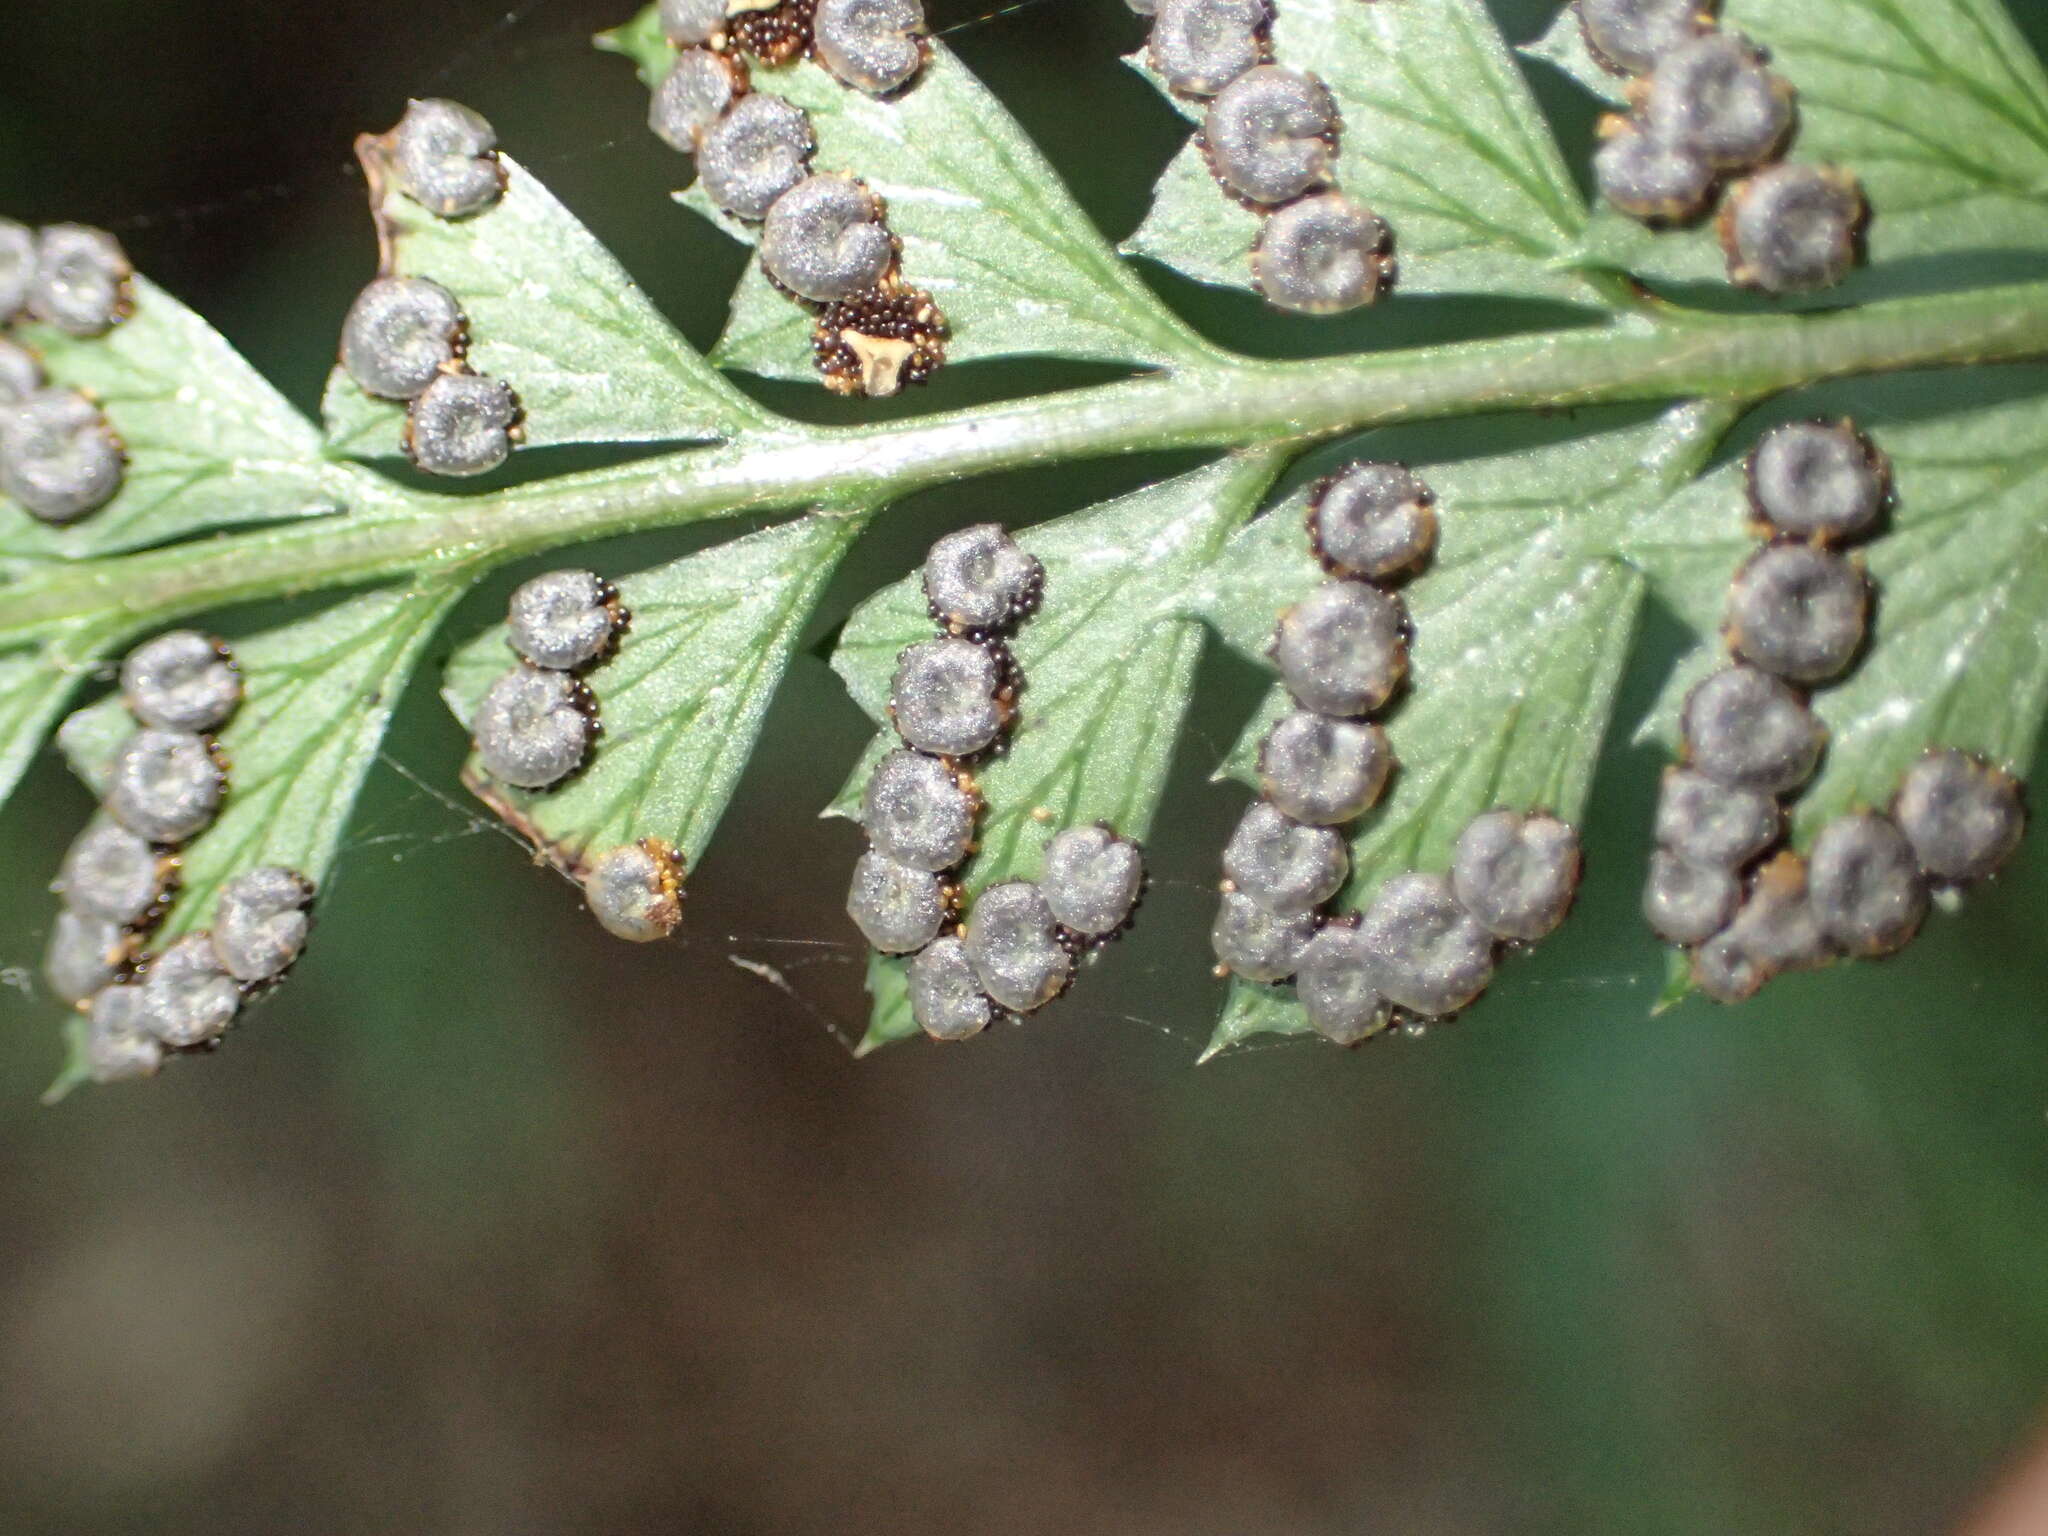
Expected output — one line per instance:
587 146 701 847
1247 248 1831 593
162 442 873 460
3 2 2048 1531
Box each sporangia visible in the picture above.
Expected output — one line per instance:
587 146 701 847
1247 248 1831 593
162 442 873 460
472 664 598 790
0 387 125 524
1202 66 1341 207
120 631 242 735
506 570 626 673
212 866 317 984
390 98 507 219
581 840 687 944
340 276 467 402
104 727 225 846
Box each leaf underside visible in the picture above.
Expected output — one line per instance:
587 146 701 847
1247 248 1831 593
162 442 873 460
0 632 113 818
1529 0 2048 296
1630 390 2048 838
441 513 862 877
829 453 1287 1049
1196 405 1732 1053
57 583 472 952
2 277 360 562
1128 0 1599 305
320 154 761 458
7 0 2048 1079
636 31 1214 379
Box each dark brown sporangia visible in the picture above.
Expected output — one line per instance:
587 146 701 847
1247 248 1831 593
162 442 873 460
812 282 948 397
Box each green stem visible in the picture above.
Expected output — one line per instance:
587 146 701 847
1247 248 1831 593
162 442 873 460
6 277 2048 644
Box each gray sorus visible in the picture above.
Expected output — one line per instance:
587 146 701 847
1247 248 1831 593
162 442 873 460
1202 66 1340 207
120 630 242 734
340 276 466 401
390 99 506 219
922 523 1044 635
406 372 520 477
1269 581 1408 719
1679 665 1825 796
507 569 624 672
140 933 241 1047
1040 824 1144 938
1257 711 1392 828
27 224 132 336
472 664 596 789
104 728 223 845
699 93 815 221
1251 193 1391 315
814 0 927 96
888 637 1009 758
1308 463 1437 582
1893 749 2026 884
861 749 979 872
581 840 686 943
1295 920 1390 1044
963 881 1072 1012
1149 0 1270 99
1449 810 1582 942
1221 799 1348 913
908 936 995 1041
211 865 316 983
0 386 125 524
846 849 948 954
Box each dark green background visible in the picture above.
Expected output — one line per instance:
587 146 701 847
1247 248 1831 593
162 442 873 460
3 2 2046 1529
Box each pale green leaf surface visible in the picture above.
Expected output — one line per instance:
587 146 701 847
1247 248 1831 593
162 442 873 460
57 581 470 951
1126 0 1597 303
1536 0 2048 286
853 949 915 1059
829 452 1287 1050
1630 394 2048 844
1197 404 1730 1053
321 155 762 458
442 514 861 876
652 40 1214 379
0 625 116 821
593 6 670 90
1 277 358 561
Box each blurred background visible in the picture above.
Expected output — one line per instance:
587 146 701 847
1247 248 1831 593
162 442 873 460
4 1 2047 1530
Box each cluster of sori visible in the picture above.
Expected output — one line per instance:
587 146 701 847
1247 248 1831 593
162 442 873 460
0 221 132 525
466 572 688 945
340 100 521 476
1578 0 1864 293
44 632 315 1083
1212 463 1582 1042
648 0 947 397
846 525 1147 1040
1137 0 1394 315
472 569 628 794
1648 420 2027 1000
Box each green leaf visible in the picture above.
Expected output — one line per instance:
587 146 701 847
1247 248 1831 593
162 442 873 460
442 513 861 882
1 277 362 561
1535 0 2048 289
42 1017 95 1106
852 949 915 1059
593 6 671 89
321 155 764 459
1631 392 2048 847
1201 975 1318 1059
829 451 1288 1050
0 622 119 820
1127 0 1597 304
650 38 1216 379
56 580 470 948
1197 403 1736 1054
